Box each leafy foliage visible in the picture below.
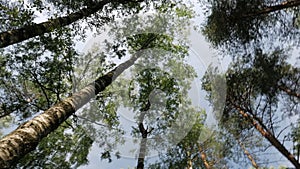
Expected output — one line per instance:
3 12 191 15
148 112 228 169
1 27 75 120
202 0 300 54
0 0 34 31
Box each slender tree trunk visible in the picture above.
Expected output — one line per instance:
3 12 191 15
137 122 148 169
137 100 152 169
0 0 142 48
243 0 300 18
297 145 300 162
235 105 300 168
198 145 211 169
186 151 193 169
0 33 157 167
237 139 259 169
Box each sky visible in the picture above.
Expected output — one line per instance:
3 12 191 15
1 0 299 168
74 3 299 168
70 2 227 168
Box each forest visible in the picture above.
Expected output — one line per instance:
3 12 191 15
0 0 299 168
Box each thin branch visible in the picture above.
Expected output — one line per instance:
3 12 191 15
242 0 300 18
75 115 110 128
29 71 51 108
278 85 300 99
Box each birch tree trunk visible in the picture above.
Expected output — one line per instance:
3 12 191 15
0 0 142 48
0 50 141 168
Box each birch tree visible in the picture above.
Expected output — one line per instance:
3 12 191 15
0 0 146 48
0 34 158 168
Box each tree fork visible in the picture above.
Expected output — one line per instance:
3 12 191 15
137 122 149 169
137 102 152 169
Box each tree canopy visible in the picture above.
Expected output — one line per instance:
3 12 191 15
0 0 300 168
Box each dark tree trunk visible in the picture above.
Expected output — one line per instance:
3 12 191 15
243 0 300 18
137 122 148 169
137 100 152 169
0 0 142 48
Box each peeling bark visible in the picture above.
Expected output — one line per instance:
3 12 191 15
0 0 143 48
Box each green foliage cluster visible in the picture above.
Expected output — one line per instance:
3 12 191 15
0 0 34 31
202 0 300 55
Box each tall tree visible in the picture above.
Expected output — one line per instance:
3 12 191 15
202 48 300 167
201 0 300 167
11 42 124 168
128 67 194 169
0 34 158 168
